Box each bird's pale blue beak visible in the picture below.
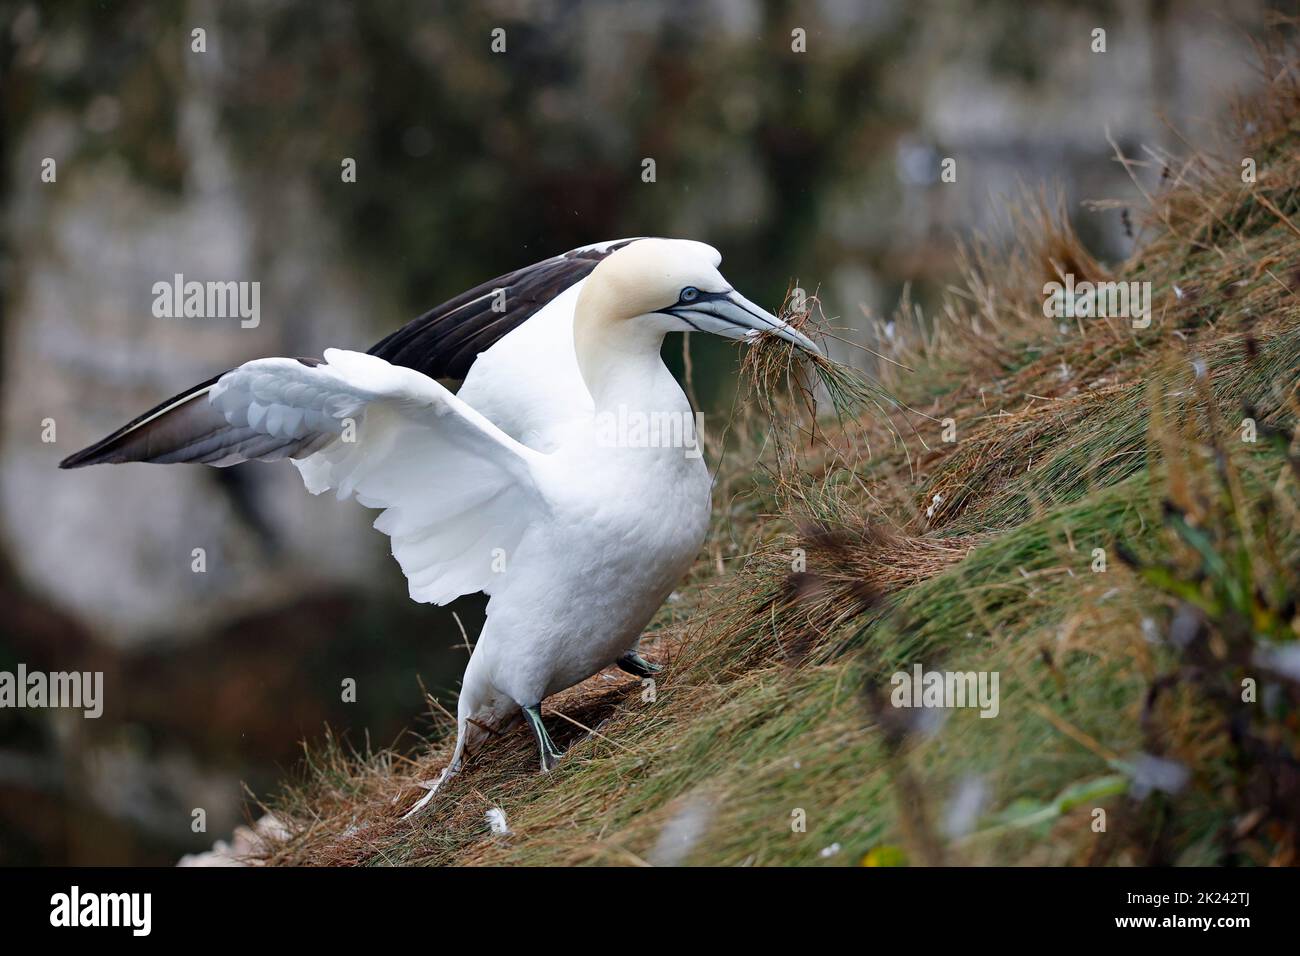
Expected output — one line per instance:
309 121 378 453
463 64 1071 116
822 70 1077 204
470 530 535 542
666 290 821 355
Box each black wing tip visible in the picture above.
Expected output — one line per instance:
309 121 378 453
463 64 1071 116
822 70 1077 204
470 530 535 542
58 443 119 469
58 419 155 470
55 368 242 472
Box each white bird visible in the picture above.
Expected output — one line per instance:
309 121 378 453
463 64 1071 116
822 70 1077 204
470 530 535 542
60 237 819 810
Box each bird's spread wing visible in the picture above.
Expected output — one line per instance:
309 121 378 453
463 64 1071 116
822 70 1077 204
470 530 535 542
367 238 640 381
57 241 652 601
62 349 548 605
284 350 546 604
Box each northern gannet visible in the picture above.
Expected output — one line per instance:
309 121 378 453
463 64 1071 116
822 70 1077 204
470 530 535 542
59 237 819 809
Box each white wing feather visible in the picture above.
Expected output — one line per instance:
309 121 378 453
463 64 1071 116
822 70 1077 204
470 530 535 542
209 348 546 605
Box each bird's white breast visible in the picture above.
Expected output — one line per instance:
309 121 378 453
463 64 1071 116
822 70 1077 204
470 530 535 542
482 435 710 702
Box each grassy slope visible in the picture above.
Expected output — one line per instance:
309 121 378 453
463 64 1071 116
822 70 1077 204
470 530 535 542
259 59 1300 867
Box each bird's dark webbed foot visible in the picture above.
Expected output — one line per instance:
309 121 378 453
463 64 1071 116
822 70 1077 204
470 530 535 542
616 651 662 678
522 704 565 772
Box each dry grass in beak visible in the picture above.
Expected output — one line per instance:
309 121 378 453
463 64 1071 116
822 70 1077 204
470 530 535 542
739 287 903 427
732 287 917 513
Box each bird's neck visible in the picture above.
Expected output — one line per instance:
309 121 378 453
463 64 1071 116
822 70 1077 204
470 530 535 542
573 281 672 412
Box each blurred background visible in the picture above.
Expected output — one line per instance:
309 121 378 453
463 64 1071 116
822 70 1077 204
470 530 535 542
0 0 1282 863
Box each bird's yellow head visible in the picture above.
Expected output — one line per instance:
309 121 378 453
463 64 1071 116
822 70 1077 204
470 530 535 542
577 237 819 352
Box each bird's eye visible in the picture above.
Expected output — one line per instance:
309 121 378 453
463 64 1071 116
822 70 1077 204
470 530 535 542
680 287 700 303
